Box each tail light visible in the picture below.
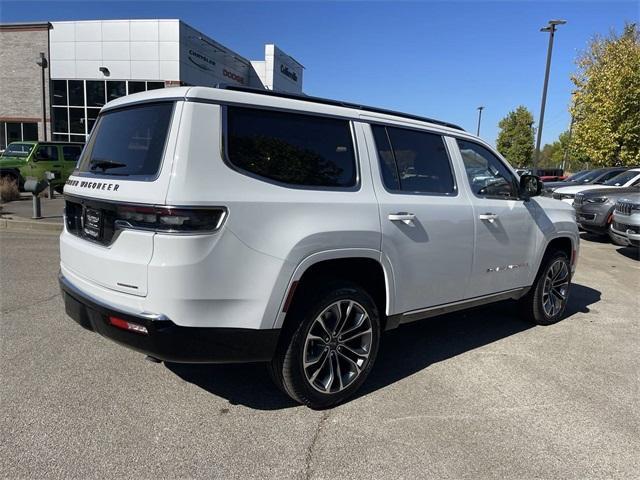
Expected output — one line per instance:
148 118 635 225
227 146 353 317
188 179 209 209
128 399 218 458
115 205 227 233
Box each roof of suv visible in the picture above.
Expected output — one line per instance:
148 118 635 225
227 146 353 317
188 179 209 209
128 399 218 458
102 85 467 135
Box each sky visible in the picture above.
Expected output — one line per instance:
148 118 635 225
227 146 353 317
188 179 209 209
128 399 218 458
1 0 637 146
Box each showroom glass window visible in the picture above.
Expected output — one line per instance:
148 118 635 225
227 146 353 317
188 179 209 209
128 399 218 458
51 80 166 144
0 122 39 151
226 107 357 188
371 124 456 195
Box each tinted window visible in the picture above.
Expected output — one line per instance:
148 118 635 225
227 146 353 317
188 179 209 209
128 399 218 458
107 81 126 102
371 125 400 190
68 80 84 106
63 146 82 162
128 81 146 94
457 139 517 198
77 103 173 177
69 108 85 134
371 125 455 194
86 81 106 107
594 169 625 184
23 123 38 141
227 107 356 188
52 80 67 106
603 170 639 186
36 145 59 161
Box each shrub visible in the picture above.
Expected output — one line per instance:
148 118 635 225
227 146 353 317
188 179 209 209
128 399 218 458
0 177 21 203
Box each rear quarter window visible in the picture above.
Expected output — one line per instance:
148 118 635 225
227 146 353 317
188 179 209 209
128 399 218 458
77 102 173 178
226 107 357 188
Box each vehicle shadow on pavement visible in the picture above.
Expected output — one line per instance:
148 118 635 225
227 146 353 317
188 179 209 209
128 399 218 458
166 282 600 410
616 247 639 261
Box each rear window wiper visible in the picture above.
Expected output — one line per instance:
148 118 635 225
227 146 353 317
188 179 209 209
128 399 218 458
89 159 127 172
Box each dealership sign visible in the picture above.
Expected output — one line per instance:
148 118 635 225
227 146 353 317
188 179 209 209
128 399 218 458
280 64 298 82
188 49 216 72
223 69 245 85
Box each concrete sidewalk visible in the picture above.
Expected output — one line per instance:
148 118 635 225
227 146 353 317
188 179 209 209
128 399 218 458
0 194 64 231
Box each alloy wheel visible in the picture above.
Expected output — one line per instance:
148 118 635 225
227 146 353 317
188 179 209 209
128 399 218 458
542 259 570 317
302 300 373 394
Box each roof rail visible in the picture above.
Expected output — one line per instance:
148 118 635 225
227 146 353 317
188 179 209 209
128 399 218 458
220 85 465 132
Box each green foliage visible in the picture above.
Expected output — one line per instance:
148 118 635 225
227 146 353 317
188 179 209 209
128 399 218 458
570 22 640 166
496 106 535 167
539 131 575 168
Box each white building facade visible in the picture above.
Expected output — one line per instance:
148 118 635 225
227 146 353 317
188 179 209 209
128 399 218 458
0 19 304 147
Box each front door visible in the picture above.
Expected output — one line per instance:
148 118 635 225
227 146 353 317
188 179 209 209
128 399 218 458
30 144 62 182
453 139 535 298
363 122 475 316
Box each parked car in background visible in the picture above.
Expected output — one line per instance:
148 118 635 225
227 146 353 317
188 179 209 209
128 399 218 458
573 186 640 236
609 195 640 248
0 141 83 192
552 168 640 205
543 167 629 196
515 168 531 176
59 85 579 408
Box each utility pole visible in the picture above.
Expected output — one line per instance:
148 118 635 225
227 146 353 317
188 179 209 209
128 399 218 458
476 106 484 136
533 19 566 174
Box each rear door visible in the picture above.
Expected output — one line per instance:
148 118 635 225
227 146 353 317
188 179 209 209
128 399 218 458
61 101 180 296
452 139 535 298
364 123 475 315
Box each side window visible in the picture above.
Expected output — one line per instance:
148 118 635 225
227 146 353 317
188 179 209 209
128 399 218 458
371 124 456 195
226 107 356 188
456 139 517 199
63 146 82 162
35 145 59 161
597 170 623 183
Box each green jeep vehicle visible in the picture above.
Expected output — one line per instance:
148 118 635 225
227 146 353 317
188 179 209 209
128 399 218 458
0 141 83 192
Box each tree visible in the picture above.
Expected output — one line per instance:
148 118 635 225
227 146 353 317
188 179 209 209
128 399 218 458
496 106 535 167
539 131 575 168
570 22 640 166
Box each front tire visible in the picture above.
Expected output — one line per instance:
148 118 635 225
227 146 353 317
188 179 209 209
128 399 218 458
520 250 571 325
269 281 380 409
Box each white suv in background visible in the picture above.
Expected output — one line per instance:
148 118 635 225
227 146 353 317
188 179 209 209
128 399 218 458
60 86 579 408
610 195 640 248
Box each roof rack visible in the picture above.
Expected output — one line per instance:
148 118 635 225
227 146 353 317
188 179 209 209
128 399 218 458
221 85 465 132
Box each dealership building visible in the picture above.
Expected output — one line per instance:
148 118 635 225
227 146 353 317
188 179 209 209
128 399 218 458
0 19 305 149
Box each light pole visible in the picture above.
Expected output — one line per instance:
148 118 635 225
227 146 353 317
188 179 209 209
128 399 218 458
476 106 484 136
533 19 566 174
36 52 48 141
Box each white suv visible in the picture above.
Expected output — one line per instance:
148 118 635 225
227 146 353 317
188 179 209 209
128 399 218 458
60 86 579 408
610 195 640 248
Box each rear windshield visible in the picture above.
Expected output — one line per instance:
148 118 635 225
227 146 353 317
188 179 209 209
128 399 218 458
77 102 173 177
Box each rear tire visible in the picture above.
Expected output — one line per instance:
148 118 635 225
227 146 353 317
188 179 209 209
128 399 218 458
519 250 571 325
269 281 380 409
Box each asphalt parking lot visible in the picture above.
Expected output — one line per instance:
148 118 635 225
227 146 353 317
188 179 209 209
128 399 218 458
1 229 638 479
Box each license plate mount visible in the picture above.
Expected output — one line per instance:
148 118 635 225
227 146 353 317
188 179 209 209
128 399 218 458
83 207 103 240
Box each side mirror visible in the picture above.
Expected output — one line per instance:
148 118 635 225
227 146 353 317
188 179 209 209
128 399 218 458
520 174 542 199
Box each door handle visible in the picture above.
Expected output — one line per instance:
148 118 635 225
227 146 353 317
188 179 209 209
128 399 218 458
479 213 499 223
388 213 416 225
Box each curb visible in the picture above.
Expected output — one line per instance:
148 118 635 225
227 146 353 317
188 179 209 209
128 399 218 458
0 216 63 233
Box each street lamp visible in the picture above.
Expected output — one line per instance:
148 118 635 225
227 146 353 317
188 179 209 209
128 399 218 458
36 52 48 141
476 106 484 136
533 19 566 173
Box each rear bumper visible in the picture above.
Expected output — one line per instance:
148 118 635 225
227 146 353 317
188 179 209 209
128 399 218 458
59 273 280 363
